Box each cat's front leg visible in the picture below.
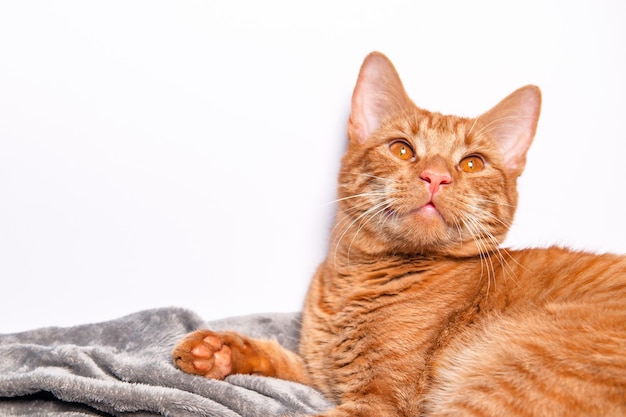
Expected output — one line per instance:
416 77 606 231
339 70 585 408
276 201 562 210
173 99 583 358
172 329 311 385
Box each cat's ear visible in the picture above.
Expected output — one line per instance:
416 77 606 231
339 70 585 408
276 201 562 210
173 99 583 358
477 85 542 176
348 52 413 143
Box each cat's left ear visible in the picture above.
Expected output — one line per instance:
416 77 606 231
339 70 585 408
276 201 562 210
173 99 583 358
477 85 542 176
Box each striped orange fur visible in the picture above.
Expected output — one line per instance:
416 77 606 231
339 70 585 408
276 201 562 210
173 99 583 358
173 52 626 416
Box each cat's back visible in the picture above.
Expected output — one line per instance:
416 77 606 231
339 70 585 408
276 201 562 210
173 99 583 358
503 246 626 305
427 246 626 416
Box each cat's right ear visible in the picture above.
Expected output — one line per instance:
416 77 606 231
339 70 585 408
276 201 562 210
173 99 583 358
348 52 413 143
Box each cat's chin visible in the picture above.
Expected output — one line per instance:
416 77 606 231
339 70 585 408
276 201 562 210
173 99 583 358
404 204 448 237
392 211 503 258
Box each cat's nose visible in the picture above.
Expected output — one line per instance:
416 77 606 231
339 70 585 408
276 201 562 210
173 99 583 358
420 169 452 195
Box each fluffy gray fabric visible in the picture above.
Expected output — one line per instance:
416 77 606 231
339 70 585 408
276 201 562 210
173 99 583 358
0 307 332 416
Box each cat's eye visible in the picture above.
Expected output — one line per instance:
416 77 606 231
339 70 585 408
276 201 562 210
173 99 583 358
389 140 414 161
459 155 485 173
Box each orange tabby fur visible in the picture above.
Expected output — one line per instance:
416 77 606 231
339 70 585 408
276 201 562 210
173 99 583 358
173 52 626 416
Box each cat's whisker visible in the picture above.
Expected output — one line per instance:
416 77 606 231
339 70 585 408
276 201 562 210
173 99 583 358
344 200 398 266
455 199 523 296
451 216 491 293
457 200 513 235
337 202 392 268
493 247 525 289
472 196 517 210
327 192 390 206
467 116 479 137
462 222 493 297
459 209 525 291
337 172 399 185
330 196 389 232
459 214 497 298
331 195 397 269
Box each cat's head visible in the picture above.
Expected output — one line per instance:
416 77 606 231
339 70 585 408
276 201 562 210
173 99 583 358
336 52 541 258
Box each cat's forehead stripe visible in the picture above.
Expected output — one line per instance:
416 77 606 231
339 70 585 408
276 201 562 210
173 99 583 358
405 110 469 155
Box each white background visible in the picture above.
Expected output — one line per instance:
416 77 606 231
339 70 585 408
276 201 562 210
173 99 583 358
1 1 624 333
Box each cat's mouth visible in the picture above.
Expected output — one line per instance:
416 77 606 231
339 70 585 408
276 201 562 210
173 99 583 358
405 202 445 225
419 202 439 215
386 201 445 224
410 202 441 217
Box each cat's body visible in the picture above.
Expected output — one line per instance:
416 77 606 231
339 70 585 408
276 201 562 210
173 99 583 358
173 52 626 416
301 247 626 416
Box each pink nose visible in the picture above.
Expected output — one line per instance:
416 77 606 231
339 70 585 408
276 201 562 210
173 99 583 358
420 169 451 194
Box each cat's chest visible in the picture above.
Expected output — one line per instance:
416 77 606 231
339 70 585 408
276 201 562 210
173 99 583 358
331 261 483 329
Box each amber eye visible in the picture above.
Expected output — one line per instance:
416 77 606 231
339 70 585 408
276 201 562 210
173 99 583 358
389 140 414 161
460 155 485 173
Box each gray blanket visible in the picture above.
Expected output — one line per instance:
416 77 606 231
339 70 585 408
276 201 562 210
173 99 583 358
0 307 332 416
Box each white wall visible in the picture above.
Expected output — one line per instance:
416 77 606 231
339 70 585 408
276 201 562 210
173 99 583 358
1 1 624 333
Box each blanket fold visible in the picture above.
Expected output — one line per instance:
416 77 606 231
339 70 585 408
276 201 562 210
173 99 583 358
0 307 332 417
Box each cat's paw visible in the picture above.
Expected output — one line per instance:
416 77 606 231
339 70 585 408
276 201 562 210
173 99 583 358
172 329 234 379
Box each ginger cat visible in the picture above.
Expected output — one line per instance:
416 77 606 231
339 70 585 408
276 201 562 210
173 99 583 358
173 52 626 416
